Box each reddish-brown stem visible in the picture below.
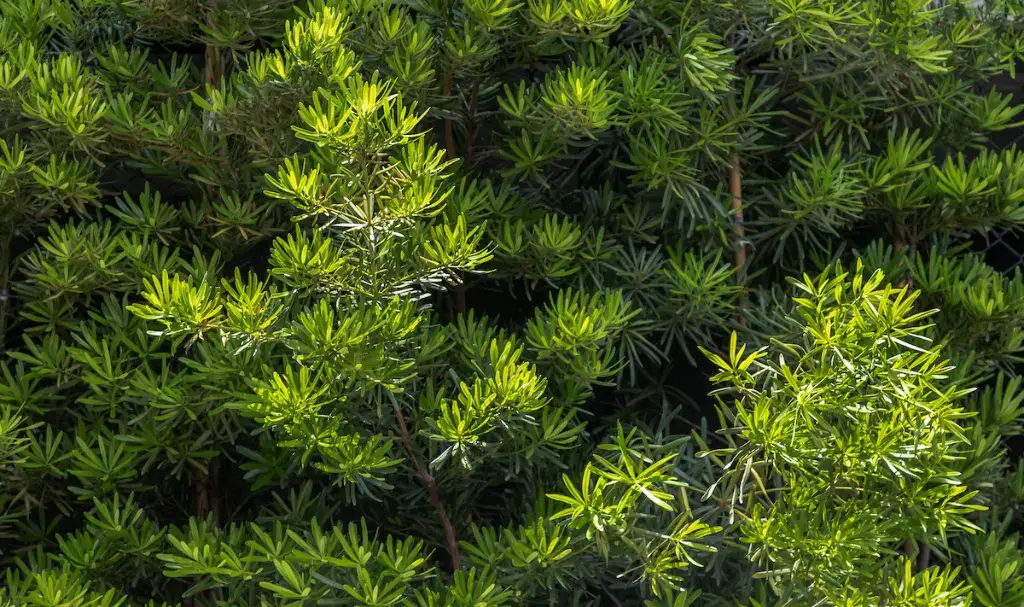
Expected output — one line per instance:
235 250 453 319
193 461 224 600
903 539 916 573
204 43 228 203
450 80 478 316
193 39 225 607
464 82 479 167
443 73 456 161
195 480 210 517
894 223 915 289
199 41 223 521
0 231 11 351
394 406 461 570
917 544 930 571
204 45 218 92
454 281 467 316
191 474 211 607
729 153 748 327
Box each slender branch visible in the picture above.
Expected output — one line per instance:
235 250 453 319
394 405 462 570
0 230 11 351
205 44 218 96
454 276 467 316
464 82 479 168
203 42 229 205
198 41 223 524
451 82 480 317
894 222 915 289
194 35 225 607
195 479 210 517
729 153 748 327
443 73 456 161
191 470 212 607
917 544 931 571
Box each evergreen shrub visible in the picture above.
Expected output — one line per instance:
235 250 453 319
1 0 1024 605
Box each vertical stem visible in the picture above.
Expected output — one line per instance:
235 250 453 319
443 73 457 161
729 153 747 327
394 405 461 570
203 42 227 201
193 28 225 605
191 472 210 607
451 82 479 317
903 538 917 573
193 461 223 602
454 279 467 316
198 41 222 522
917 544 931 571
894 222 914 289
464 82 479 168
196 477 210 518
0 230 11 351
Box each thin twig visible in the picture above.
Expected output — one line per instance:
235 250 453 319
894 223 915 289
443 73 456 161
454 277 467 316
451 82 480 316
917 544 931 571
0 230 11 352
394 405 461 570
195 36 225 607
729 153 748 327
464 82 479 167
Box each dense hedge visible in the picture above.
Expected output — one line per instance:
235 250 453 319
1 0 1024 605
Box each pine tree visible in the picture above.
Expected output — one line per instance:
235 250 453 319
1 0 1023 606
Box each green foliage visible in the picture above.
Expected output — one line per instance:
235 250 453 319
0 0 1023 605
705 264 982 603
